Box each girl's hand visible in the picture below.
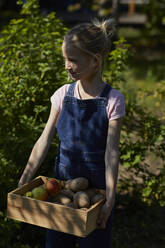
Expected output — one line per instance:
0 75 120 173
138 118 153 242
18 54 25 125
18 181 24 188
18 170 32 188
18 176 29 188
97 200 113 229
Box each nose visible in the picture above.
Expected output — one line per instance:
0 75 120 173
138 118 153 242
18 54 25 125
65 60 71 70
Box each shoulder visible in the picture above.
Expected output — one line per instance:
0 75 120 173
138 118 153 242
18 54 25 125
51 84 70 99
50 84 70 111
109 88 124 101
108 87 125 106
106 87 125 121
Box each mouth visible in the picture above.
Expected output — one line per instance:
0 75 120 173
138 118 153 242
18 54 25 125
68 70 77 78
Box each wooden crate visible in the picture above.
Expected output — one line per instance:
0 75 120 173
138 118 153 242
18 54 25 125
7 176 105 237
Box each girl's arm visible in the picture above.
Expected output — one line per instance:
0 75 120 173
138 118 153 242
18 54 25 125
97 118 123 228
18 105 59 187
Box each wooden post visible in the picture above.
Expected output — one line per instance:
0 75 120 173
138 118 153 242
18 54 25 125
112 0 119 21
128 0 135 16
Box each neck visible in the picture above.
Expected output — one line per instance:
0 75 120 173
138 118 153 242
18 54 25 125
78 74 105 98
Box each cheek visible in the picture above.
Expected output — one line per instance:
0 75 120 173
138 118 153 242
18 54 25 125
74 62 82 70
72 64 78 72
67 62 77 71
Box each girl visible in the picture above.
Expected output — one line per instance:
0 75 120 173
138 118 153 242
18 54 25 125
18 19 125 248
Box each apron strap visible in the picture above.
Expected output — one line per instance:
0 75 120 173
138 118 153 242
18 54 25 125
66 82 76 96
100 84 112 98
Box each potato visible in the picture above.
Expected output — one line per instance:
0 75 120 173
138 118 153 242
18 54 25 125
84 188 97 199
91 193 104 205
65 177 89 192
54 193 72 205
60 189 74 200
64 179 73 190
73 191 90 208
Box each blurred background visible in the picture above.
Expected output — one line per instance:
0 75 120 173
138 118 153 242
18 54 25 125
0 0 155 26
0 0 164 48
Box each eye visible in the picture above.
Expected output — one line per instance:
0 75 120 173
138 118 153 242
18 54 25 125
63 57 77 65
68 57 77 63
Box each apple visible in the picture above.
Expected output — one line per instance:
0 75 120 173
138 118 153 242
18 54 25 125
25 191 33 198
32 185 49 200
45 178 61 196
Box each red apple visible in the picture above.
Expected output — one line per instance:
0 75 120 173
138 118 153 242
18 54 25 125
45 178 61 196
32 185 49 201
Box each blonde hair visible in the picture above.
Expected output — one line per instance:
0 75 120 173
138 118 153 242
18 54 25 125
64 18 116 59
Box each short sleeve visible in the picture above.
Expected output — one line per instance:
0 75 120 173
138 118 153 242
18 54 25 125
50 84 70 112
107 89 125 121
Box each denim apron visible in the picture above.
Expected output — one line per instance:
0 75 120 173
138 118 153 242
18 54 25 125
46 82 113 248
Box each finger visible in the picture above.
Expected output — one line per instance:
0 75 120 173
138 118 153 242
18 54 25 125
97 212 103 225
97 211 106 227
97 219 106 229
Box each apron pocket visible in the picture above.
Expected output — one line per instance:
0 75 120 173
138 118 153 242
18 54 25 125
82 150 105 163
87 165 106 189
54 161 81 180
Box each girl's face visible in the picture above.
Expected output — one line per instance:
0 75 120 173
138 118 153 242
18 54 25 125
62 41 99 81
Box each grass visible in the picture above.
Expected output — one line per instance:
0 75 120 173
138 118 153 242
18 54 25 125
124 69 165 118
113 193 165 248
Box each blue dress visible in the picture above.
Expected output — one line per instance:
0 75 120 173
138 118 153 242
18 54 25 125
46 82 113 248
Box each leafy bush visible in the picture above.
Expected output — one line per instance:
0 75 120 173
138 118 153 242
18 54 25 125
142 0 165 37
0 0 67 247
0 0 67 184
104 38 165 207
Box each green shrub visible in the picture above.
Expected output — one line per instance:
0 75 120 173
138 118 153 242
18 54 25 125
142 0 165 37
0 0 67 182
104 38 165 207
0 1 67 246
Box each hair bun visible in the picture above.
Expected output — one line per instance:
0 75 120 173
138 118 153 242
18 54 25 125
93 18 117 38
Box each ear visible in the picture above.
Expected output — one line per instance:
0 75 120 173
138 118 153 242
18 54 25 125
93 53 102 68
